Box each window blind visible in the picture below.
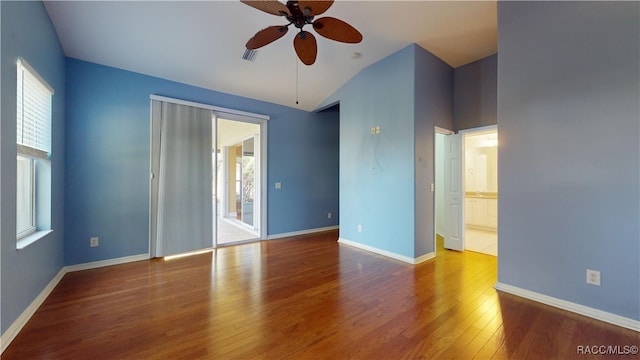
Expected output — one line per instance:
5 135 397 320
17 58 53 158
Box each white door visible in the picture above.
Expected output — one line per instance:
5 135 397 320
444 133 464 251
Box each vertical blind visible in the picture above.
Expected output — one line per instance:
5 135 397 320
151 100 213 257
17 58 53 158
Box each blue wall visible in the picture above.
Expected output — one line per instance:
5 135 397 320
1 0 338 335
498 1 639 320
6 0 636 342
1 0 338 333
326 44 453 259
454 54 497 130
65 58 339 265
414 46 454 257
269 104 340 232
1 1 66 335
335 45 417 257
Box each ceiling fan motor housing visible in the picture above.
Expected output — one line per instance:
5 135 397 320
286 1 314 29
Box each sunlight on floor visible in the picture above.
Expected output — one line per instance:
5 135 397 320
217 217 259 245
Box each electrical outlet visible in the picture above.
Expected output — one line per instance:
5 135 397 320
90 237 99 247
357 224 362 233
327 212 332 219
586 269 600 286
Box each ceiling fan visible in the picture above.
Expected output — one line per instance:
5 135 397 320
241 0 363 65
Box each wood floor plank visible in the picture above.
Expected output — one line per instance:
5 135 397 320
2 230 638 359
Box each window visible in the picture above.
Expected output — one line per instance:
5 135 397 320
16 155 35 237
16 58 53 246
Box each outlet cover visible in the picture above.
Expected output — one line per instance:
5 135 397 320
327 212 332 219
90 237 99 247
586 269 601 286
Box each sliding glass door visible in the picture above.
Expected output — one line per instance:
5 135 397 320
215 119 261 246
150 96 268 257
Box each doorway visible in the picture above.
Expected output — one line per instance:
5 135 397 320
216 119 261 245
434 125 498 256
462 127 498 256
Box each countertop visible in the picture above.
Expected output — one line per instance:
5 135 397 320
465 192 498 199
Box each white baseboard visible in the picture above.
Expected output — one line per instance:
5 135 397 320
414 251 436 264
64 253 150 273
494 282 640 332
267 226 339 240
1 253 150 354
1 268 66 353
338 237 435 265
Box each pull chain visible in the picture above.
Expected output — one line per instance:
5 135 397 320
295 57 299 105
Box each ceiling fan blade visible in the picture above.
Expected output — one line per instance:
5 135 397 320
313 17 362 43
246 26 289 50
294 31 317 65
240 0 290 16
298 0 334 16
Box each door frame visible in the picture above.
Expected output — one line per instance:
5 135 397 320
213 115 267 247
434 124 498 254
434 126 454 255
433 124 500 253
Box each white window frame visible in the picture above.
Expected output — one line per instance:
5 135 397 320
16 57 54 248
16 155 36 238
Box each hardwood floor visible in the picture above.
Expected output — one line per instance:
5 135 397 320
3 231 638 359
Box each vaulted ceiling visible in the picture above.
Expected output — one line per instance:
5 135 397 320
44 0 497 111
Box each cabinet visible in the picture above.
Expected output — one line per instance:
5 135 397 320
465 197 497 230
487 199 497 228
465 198 483 226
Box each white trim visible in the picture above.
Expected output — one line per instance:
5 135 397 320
0 268 65 353
267 226 339 240
433 127 455 257
1 253 151 354
414 252 436 264
494 282 640 332
434 126 454 135
149 95 270 120
458 124 497 134
17 57 54 94
148 101 155 258
65 253 150 272
16 144 49 161
338 237 434 265
258 126 268 242
16 230 53 250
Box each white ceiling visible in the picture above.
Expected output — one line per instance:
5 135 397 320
44 0 497 111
